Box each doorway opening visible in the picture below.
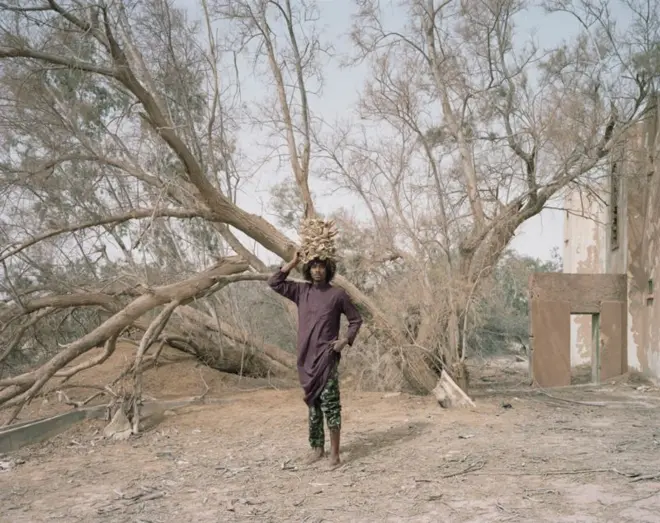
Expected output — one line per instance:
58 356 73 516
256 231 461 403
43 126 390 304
570 313 600 384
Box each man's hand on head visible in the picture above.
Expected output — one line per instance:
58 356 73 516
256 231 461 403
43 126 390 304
331 338 349 352
282 251 301 273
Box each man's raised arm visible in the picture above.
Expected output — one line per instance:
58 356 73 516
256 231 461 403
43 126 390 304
267 252 302 304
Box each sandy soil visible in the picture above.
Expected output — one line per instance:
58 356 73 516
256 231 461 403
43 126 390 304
2 355 660 522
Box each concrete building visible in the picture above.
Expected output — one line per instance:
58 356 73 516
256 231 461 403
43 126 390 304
562 95 660 382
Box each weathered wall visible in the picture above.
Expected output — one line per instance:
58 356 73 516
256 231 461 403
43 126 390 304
622 96 660 380
530 300 571 387
529 273 626 313
562 190 608 365
528 273 627 387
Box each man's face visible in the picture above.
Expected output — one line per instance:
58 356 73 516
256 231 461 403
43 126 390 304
310 262 327 283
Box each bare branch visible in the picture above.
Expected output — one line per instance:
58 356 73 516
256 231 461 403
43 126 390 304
0 47 115 77
0 207 216 263
0 308 55 365
55 332 119 380
131 299 180 433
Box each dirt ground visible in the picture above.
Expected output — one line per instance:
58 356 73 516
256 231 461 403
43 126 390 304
2 351 660 522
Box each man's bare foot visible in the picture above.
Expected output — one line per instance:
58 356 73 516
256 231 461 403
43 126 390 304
329 428 341 468
329 453 341 468
305 447 325 464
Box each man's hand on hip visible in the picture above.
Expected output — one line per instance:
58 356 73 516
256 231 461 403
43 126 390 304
331 338 348 352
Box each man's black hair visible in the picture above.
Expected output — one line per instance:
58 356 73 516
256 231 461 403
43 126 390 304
302 258 337 283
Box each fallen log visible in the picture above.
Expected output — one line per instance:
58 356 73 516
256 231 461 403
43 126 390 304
0 258 268 423
176 306 296 369
132 317 291 378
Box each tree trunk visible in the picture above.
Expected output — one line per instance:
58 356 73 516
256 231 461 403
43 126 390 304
451 361 469 395
131 318 292 378
176 306 296 369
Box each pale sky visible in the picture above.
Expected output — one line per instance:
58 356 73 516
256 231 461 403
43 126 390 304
180 0 631 265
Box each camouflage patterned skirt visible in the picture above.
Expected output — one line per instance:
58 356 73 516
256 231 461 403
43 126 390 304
308 363 341 449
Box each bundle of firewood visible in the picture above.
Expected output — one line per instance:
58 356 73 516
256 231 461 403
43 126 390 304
299 218 338 263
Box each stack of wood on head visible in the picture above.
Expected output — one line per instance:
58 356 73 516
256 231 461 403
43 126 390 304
299 218 338 264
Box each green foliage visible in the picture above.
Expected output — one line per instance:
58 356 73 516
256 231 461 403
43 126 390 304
269 180 308 231
467 248 562 356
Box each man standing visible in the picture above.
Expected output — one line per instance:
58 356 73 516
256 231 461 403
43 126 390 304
268 251 362 467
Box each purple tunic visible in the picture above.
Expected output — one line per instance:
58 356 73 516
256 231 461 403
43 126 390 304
268 269 363 405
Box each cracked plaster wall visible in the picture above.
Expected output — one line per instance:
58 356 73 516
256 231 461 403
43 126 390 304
621 96 660 381
562 189 608 366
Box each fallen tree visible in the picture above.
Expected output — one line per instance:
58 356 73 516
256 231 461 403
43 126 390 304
0 257 293 423
176 304 296 369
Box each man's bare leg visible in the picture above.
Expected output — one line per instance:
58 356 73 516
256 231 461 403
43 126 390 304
329 428 341 467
